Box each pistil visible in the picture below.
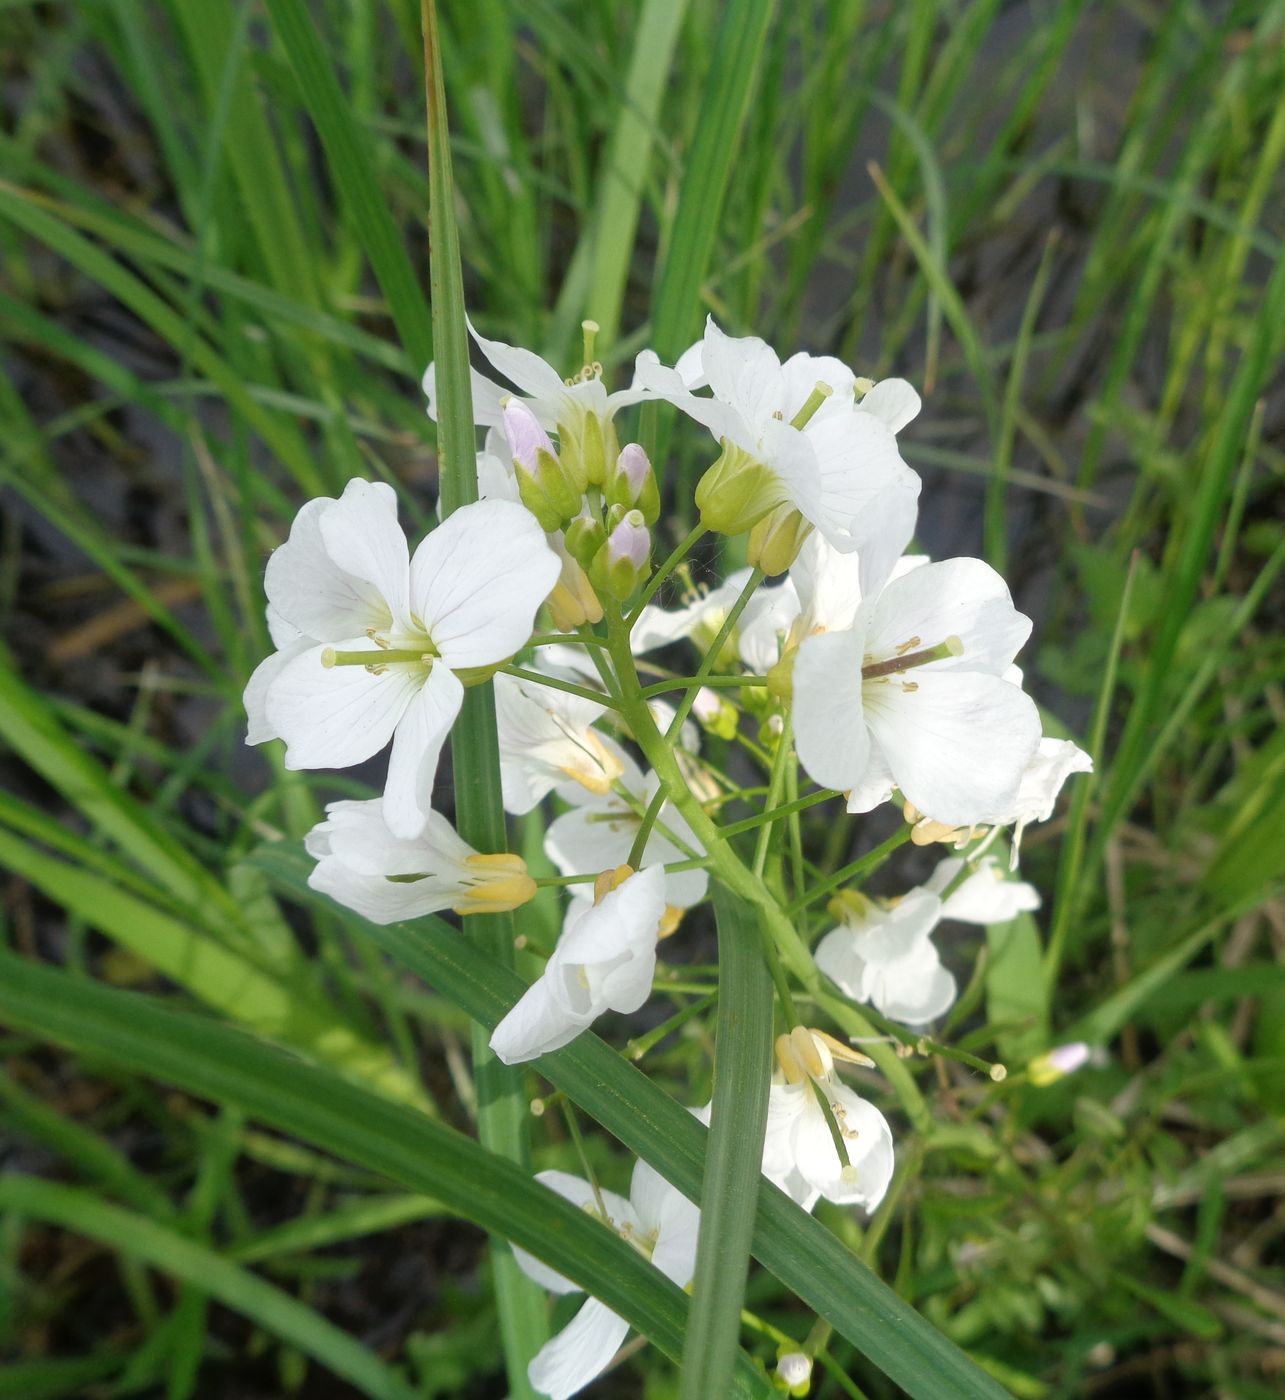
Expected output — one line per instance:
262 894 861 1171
321 646 435 668
789 381 833 430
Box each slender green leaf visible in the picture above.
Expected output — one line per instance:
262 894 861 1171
680 888 774 1400
0 1176 422 1400
0 953 772 1400
263 0 434 369
254 842 1013 1400
422 2 548 1389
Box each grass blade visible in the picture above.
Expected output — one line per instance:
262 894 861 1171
0 952 773 1400
0 1177 421 1400
263 0 434 369
679 888 774 1400
254 842 1013 1400
421 4 548 1390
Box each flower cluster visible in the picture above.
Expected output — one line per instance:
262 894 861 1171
246 315 1092 1400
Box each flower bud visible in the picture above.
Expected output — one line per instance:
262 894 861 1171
746 503 813 576
774 1352 812 1396
502 399 582 530
692 685 738 740
607 442 660 524
547 535 603 629
591 509 651 602
557 408 619 490
563 513 607 570
1029 1041 1091 1087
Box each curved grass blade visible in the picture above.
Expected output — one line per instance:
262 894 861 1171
263 0 434 370
420 3 548 1390
679 887 774 1399
0 952 773 1400
0 1176 421 1400
254 842 1014 1399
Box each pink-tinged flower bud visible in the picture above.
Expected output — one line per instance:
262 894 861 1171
606 442 660 523
590 509 651 601
501 398 555 475
1028 1040 1092 1087
501 399 582 531
607 510 649 570
617 443 650 494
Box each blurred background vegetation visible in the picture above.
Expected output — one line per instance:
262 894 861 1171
1 0 1282 1396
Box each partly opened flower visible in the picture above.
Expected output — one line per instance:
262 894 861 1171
424 320 651 490
512 1158 700 1400
494 671 624 815
305 799 535 924
544 753 708 915
245 481 559 839
635 317 919 574
762 1026 894 1213
815 888 957 1025
793 556 1041 827
923 854 1041 923
490 865 666 1063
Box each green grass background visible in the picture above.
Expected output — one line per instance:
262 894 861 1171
0 0 1282 1396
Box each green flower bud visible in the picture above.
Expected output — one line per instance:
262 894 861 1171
606 443 660 524
747 504 813 576
590 509 650 602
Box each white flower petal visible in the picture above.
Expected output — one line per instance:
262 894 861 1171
805 411 918 559
244 639 311 745
928 856 1041 923
317 480 410 625
382 663 464 839
863 671 1041 827
559 865 666 966
265 642 418 771
528 1297 631 1400
411 500 559 666
700 317 786 435
489 976 589 1064
264 498 389 642
792 1084 894 1210
468 318 571 406
779 351 857 427
512 1171 636 1296
793 627 870 793
790 534 865 636
867 557 1031 676
858 378 922 434
423 361 524 430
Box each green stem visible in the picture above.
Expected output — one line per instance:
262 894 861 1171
499 664 621 710
787 827 913 916
601 599 928 1127
641 673 769 699
718 788 833 839
664 568 764 742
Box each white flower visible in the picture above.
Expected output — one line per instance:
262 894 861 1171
494 671 624 814
545 752 708 912
923 855 1041 923
513 1159 700 1400
305 799 534 924
424 321 650 490
1001 738 1093 854
244 482 560 839
490 866 666 1063
793 556 1041 827
762 1028 894 1213
635 316 920 571
814 888 957 1025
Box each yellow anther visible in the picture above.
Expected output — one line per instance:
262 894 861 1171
774 1033 806 1084
810 1027 875 1068
453 853 537 915
593 864 635 904
658 905 684 939
895 636 922 655
790 1025 827 1079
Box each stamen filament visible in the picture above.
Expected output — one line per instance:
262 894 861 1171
860 635 962 681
